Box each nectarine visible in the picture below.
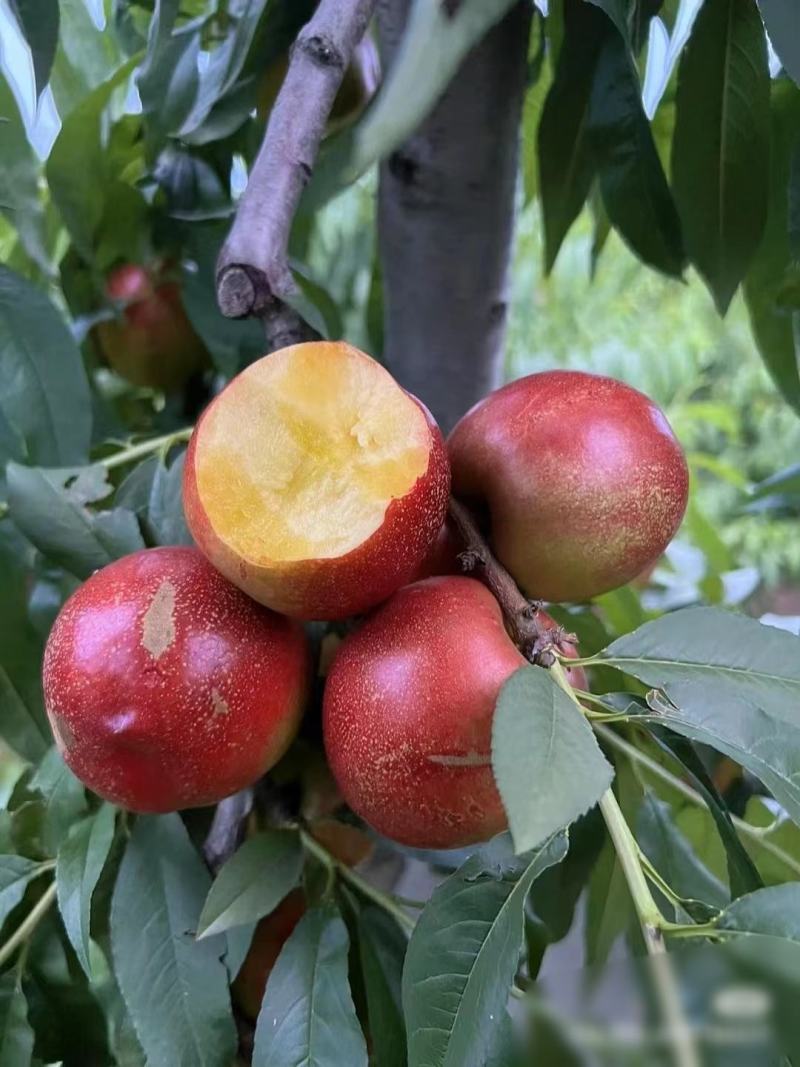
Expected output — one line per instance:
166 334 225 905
448 371 688 603
42 547 308 812
96 263 209 391
323 576 584 850
184 342 450 620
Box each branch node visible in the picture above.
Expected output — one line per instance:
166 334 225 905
297 32 345 69
217 266 257 319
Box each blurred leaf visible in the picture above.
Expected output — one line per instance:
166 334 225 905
718 882 800 951
51 0 124 115
403 833 568 1067
586 0 633 40
538 0 608 272
7 464 145 580
305 0 519 205
744 81 800 412
0 267 91 467
757 1 800 87
288 265 344 341
601 608 800 827
197 830 303 939
8 0 59 98
684 496 734 574
0 976 34 1067
492 666 613 853
743 797 800 884
751 461 800 501
138 1 201 153
0 75 40 229
29 748 87 855
521 19 551 205
589 185 611 276
590 28 686 278
111 814 236 1067
672 0 770 312
253 904 368 1067
56 804 116 977
115 451 192 546
357 908 407 1067
0 856 47 929
154 149 231 221
46 57 139 260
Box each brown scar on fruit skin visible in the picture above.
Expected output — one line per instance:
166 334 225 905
141 581 177 660
427 752 492 767
211 688 230 717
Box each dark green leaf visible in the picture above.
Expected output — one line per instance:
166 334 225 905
0 75 41 238
138 0 201 152
758 1 800 87
7 464 145 580
0 976 34 1067
601 608 800 826
584 833 633 965
9 0 60 98
29 748 87 855
253 904 368 1067
50 0 123 115
0 267 91 467
718 883 800 977
538 0 608 272
115 452 192 547
0 856 46 929
357 908 407 1067
590 28 686 277
586 0 633 41
56 804 116 977
110 814 236 1067
46 57 139 259
744 81 800 412
492 666 614 854
672 0 770 312
197 830 303 939
403 833 568 1067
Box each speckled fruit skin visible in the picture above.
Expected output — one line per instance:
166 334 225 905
410 518 463 581
322 576 585 850
448 371 689 603
95 264 209 392
42 547 309 813
183 363 451 622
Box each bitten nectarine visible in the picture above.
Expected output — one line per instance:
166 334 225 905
448 371 689 603
42 547 309 812
323 576 585 850
184 342 450 620
96 263 209 391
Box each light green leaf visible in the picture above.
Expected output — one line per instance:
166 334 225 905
56 804 116 976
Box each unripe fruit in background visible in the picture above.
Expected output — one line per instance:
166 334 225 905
448 371 689 603
95 263 210 392
42 547 309 812
184 342 450 620
323 576 585 850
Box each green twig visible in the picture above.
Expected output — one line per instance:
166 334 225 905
100 427 193 470
0 881 57 969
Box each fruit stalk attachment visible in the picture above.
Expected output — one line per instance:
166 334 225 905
216 0 377 349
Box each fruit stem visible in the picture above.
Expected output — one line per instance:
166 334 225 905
100 427 193 470
0 881 57 969
447 497 576 664
299 827 416 934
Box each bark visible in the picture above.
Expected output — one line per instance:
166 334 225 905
377 0 532 432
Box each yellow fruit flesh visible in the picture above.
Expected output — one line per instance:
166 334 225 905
195 343 430 562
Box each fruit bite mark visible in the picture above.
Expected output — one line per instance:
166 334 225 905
185 342 450 619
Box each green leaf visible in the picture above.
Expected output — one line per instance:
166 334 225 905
357 908 407 1067
538 0 608 272
492 666 614 854
0 74 41 237
253 904 368 1067
584 833 633 965
110 814 236 1067
197 830 303 939
30 748 87 855
672 0 770 312
138 0 201 153
590 28 686 278
718 883 800 971
46 57 139 260
305 0 519 206
402 832 568 1067
744 81 800 412
0 267 91 467
50 0 123 116
0 976 34 1067
115 452 192 547
8 0 60 98
0 856 46 929
56 805 116 977
7 464 145 580
757 1 800 87
601 608 800 827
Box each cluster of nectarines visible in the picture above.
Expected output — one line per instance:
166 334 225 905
43 341 688 850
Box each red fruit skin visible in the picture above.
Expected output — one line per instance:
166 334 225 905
42 547 309 813
323 576 583 850
448 371 689 603
183 389 451 622
410 517 463 581
96 264 209 392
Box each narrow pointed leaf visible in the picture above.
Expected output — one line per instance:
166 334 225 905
0 977 34 1067
56 805 116 977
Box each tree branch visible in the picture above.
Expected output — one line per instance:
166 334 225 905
216 0 377 348
448 496 576 665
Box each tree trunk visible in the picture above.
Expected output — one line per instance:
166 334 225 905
376 0 532 432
